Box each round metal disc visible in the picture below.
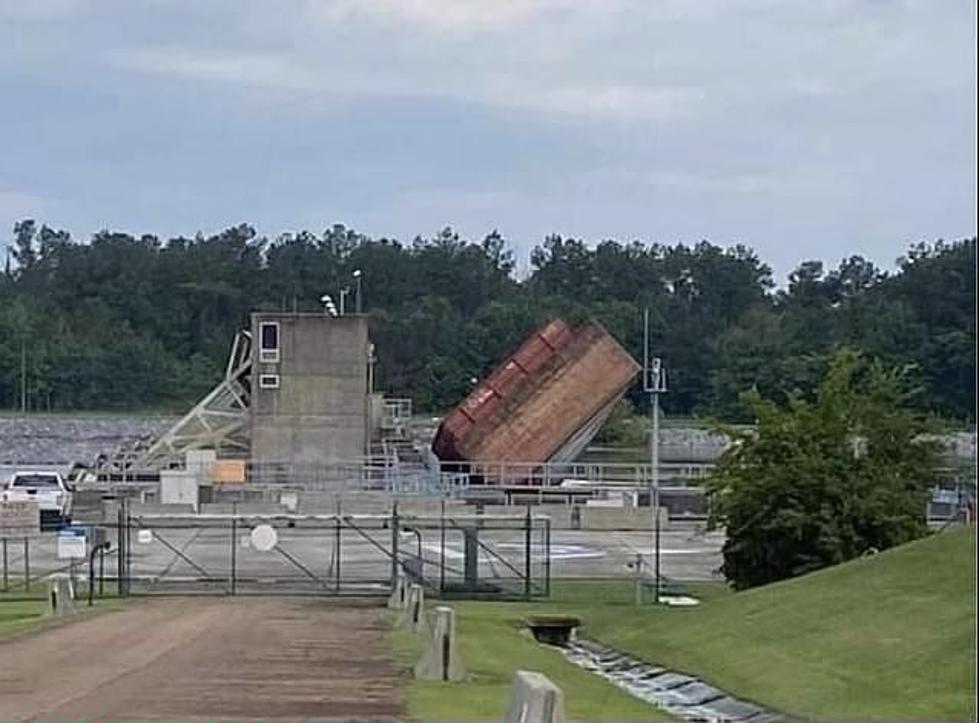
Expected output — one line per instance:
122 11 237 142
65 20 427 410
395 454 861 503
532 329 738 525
250 524 278 552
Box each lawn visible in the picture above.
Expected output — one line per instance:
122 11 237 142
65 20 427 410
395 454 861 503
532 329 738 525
1 590 127 639
392 527 976 721
0 596 48 638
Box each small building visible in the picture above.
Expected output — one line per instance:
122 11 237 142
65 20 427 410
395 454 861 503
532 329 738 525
250 312 370 466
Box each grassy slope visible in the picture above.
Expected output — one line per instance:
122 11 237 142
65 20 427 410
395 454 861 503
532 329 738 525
587 527 976 720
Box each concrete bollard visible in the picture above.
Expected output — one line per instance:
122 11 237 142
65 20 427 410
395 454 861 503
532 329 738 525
409 585 426 633
398 584 426 632
388 572 408 609
414 605 464 681
47 577 77 617
505 670 565 723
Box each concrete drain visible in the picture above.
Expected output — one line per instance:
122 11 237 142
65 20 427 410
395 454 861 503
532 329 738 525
561 638 784 722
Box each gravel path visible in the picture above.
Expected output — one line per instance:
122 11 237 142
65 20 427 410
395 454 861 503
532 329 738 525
0 597 402 720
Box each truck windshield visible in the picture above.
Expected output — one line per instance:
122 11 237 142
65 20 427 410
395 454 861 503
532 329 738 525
11 474 61 488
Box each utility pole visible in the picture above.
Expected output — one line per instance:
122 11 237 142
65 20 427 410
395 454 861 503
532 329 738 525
643 308 667 605
20 340 26 414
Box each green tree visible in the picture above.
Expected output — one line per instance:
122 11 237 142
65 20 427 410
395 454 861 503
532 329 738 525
706 349 939 589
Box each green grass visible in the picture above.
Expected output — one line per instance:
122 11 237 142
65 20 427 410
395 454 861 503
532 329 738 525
585 527 977 720
0 596 48 637
393 528 976 720
1 590 127 639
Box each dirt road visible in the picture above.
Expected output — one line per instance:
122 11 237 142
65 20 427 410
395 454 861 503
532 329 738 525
0 597 402 720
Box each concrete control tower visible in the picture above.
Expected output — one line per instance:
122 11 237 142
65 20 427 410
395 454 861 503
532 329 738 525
250 312 370 466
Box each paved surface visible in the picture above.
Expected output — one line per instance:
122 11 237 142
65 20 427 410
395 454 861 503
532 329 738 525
0 597 402 720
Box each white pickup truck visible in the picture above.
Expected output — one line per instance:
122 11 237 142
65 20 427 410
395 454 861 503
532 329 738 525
2 471 73 529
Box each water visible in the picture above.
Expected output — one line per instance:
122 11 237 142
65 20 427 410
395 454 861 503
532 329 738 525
0 415 174 466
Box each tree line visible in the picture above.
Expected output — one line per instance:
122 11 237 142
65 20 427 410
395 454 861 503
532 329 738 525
0 220 974 422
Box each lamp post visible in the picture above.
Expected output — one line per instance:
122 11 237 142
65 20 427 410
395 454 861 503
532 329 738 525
642 308 668 605
352 269 363 313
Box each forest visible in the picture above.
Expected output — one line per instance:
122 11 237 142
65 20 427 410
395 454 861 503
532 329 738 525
0 220 974 423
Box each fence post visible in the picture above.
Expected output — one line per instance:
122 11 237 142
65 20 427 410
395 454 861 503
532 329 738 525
391 502 400 585
98 545 105 596
2 538 7 592
116 502 125 596
439 498 446 593
524 506 532 601
23 537 29 591
230 515 237 595
119 496 130 597
335 497 342 592
544 517 551 598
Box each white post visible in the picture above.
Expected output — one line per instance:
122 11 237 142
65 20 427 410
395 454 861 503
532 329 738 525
414 605 464 681
652 384 661 604
505 670 565 723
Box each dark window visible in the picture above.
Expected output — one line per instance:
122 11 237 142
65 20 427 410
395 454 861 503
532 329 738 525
11 474 61 488
260 322 279 350
259 321 280 362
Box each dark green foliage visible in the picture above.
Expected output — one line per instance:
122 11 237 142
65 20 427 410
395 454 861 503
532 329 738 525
707 349 940 589
0 220 974 420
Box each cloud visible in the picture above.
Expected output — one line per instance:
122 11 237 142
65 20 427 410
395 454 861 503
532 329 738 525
309 0 621 33
643 172 776 195
112 47 323 93
525 84 702 123
113 45 702 124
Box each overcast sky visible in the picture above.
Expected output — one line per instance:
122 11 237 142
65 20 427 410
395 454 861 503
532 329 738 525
1 0 975 281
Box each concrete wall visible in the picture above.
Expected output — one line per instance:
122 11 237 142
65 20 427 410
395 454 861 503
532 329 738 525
250 313 369 466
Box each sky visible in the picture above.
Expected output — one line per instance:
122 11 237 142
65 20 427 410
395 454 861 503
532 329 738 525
0 0 975 281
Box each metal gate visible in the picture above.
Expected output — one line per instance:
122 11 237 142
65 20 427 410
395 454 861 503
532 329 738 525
113 504 551 600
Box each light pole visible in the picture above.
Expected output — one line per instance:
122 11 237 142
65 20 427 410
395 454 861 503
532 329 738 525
642 307 668 605
352 269 363 313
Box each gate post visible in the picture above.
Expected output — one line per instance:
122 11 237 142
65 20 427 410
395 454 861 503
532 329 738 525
544 517 551 597
116 503 125 596
230 515 237 595
524 505 532 601
335 497 342 592
390 502 400 585
23 537 30 591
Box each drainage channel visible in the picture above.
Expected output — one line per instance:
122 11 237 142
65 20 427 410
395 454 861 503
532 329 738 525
561 637 786 722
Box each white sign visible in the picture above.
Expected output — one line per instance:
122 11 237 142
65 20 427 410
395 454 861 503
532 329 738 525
250 524 278 552
57 533 87 559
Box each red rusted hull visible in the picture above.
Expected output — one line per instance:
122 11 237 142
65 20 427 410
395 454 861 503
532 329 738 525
432 319 639 467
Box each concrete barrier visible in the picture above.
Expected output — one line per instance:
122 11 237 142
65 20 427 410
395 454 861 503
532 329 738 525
505 670 565 723
387 573 408 610
398 584 427 633
414 606 464 681
47 577 77 617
